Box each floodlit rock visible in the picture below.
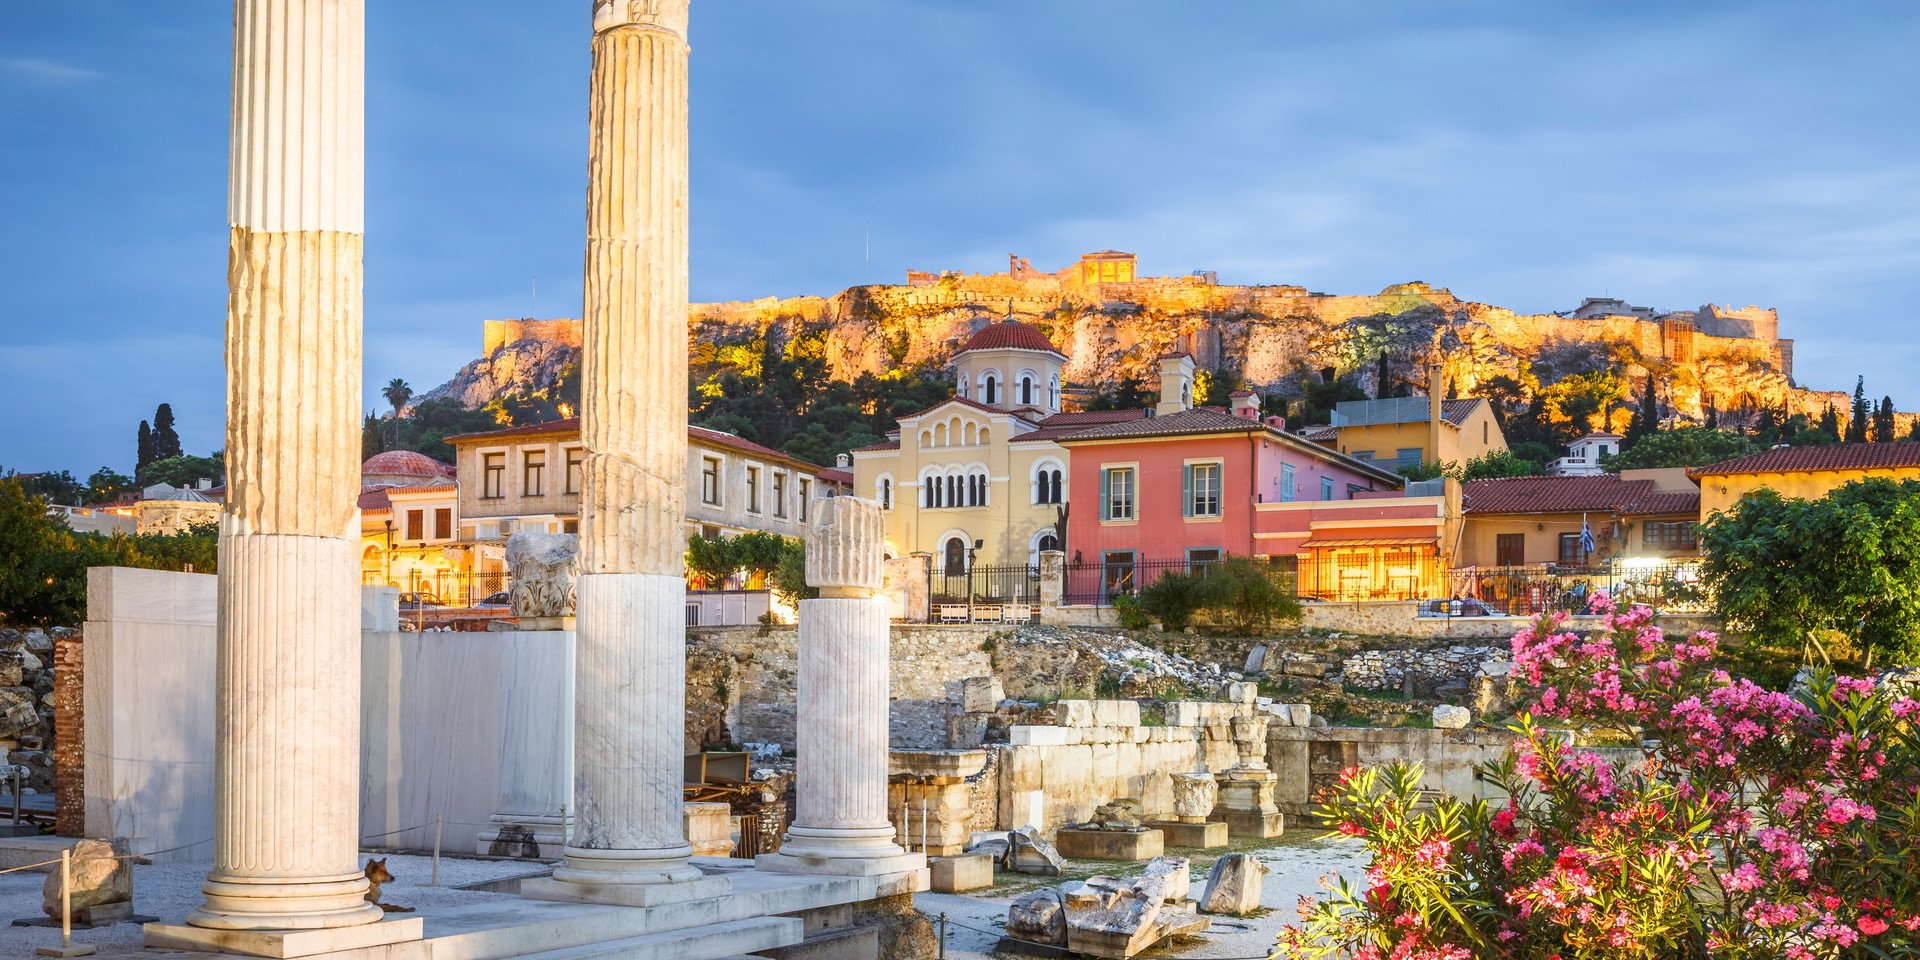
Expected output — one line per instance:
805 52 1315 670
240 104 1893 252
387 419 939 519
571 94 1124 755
1432 705 1471 729
42 838 133 919
1007 826 1064 876
1006 888 1068 945
1198 853 1267 915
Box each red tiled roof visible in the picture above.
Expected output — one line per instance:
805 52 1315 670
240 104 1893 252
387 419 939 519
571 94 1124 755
815 467 854 485
1010 409 1152 443
358 485 396 513
444 417 580 444
957 319 1065 356
1463 475 1699 517
362 450 454 478
898 395 1046 425
1058 407 1265 441
1687 442 1920 478
1299 424 1337 441
851 439 901 453
384 482 458 497
688 425 791 463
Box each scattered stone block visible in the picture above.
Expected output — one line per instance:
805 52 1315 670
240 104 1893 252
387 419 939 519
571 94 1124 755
1225 681 1258 704
1243 644 1268 674
41 838 133 920
1282 659 1327 678
1148 820 1228 849
1061 856 1209 958
1432 705 1471 729
954 676 1006 713
1052 700 1095 727
1284 703 1312 727
929 853 994 893
1007 826 1064 876
1198 853 1268 915
1006 889 1067 945
683 802 734 857
1055 827 1164 862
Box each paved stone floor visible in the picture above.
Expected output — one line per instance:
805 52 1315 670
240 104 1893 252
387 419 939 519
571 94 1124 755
0 852 537 956
915 834 1368 960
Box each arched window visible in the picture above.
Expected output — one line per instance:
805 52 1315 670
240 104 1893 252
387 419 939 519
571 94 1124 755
1049 375 1060 410
877 476 893 510
983 374 998 405
964 422 977 446
934 422 948 448
1031 459 1065 505
1021 376 1035 406
944 537 966 576
957 375 969 399
919 429 932 449
947 474 960 505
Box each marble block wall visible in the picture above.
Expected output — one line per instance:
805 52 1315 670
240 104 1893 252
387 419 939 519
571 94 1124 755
82 567 220 863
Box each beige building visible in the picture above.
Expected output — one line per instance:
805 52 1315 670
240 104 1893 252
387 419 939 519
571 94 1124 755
1458 470 1701 569
356 451 473 600
851 319 1153 573
1688 442 1920 518
1304 395 1507 474
443 417 846 584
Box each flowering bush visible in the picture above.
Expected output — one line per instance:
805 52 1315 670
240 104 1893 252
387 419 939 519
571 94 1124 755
1276 597 1920 960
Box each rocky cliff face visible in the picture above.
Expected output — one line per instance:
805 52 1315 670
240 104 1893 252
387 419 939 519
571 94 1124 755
424 276 1857 426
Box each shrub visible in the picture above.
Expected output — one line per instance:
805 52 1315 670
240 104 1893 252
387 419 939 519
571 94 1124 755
1139 571 1210 631
1206 555 1301 634
1279 596 1920 960
1112 592 1151 630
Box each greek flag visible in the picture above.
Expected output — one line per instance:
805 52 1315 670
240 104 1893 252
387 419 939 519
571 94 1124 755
1579 514 1596 557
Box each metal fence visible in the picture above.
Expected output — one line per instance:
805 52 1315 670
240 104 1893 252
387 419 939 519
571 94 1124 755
1437 560 1707 617
1061 556 1280 607
363 570 509 609
929 563 1041 623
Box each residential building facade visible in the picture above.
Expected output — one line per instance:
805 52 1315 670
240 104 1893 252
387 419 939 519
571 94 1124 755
1688 443 1920 518
1548 433 1625 477
1457 470 1702 570
1305 394 1506 473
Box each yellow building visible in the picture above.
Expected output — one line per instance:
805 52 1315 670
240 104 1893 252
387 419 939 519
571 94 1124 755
851 319 1151 572
1689 443 1920 518
356 451 474 602
1305 395 1507 474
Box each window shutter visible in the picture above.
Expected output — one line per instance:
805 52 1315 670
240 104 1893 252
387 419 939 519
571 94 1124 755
1099 469 1111 520
1182 465 1193 518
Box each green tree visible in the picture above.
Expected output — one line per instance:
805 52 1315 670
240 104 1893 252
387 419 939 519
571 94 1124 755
152 403 183 460
1396 461 1446 482
15 470 85 507
1457 450 1541 480
1600 427 1754 471
1846 377 1869 443
768 538 817 608
140 454 225 489
1698 478 1920 667
1476 374 1529 427
383 378 414 446
1623 375 1658 446
684 533 738 588
1703 400 1718 431
1873 396 1897 443
1205 555 1300 634
1138 571 1210 632
1819 403 1843 443
85 467 135 503
136 420 155 474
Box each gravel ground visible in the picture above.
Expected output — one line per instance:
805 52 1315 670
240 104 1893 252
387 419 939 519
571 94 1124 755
915 834 1369 960
0 852 542 956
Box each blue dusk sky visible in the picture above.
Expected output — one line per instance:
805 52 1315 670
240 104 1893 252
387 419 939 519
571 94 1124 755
4 1 1918 477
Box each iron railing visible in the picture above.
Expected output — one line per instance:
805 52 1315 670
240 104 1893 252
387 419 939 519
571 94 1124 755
928 563 1041 623
363 570 509 609
1434 560 1706 617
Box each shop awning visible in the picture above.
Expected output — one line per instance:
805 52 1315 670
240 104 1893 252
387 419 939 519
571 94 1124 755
1298 536 1439 550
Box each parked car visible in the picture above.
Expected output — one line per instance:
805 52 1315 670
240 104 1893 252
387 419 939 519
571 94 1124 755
397 593 444 611
474 592 512 609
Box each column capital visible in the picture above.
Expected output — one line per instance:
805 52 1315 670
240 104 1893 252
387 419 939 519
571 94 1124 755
806 497 885 591
594 0 689 38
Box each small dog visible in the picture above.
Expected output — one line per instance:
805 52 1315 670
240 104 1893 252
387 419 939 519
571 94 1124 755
363 858 415 913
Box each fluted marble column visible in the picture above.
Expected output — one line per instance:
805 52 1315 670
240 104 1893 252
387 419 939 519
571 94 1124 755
154 0 414 947
525 0 726 906
759 498 925 878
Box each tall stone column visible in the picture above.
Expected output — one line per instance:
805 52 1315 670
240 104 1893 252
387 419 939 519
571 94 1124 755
150 0 418 950
760 498 926 879
525 0 726 906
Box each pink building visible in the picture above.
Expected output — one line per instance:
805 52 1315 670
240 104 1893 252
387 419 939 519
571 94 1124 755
1059 379 1461 601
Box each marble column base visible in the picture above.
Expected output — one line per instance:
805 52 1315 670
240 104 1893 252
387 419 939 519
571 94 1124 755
145 916 422 959
521 872 731 908
186 869 383 931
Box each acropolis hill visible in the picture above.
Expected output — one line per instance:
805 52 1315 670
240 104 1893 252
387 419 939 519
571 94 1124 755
431 250 1852 424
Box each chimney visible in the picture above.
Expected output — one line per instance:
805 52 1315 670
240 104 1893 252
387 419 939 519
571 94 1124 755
1264 415 1288 432
196 477 213 491
1156 354 1196 416
1229 390 1259 421
835 453 851 469
1426 360 1445 463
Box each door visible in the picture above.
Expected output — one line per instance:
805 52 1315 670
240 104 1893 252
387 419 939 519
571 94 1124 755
1495 534 1525 567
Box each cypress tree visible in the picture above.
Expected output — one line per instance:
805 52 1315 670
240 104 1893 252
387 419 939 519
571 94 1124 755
1846 378 1869 443
1704 400 1719 431
1625 375 1658 446
1873 396 1898 443
1819 403 1842 443
136 420 155 473
153 403 183 459
1375 351 1392 400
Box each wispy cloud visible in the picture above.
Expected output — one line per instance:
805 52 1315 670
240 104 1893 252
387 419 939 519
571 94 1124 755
1 57 103 85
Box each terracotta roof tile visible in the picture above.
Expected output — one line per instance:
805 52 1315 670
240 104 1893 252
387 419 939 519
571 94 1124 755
851 440 901 453
1687 442 1920 478
1463 475 1699 517
957 319 1065 356
1057 407 1266 441
442 417 828 471
815 467 854 485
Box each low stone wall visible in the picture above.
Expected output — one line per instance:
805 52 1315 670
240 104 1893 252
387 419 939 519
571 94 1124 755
1341 644 1505 693
1266 726 1514 815
1303 602 1718 641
